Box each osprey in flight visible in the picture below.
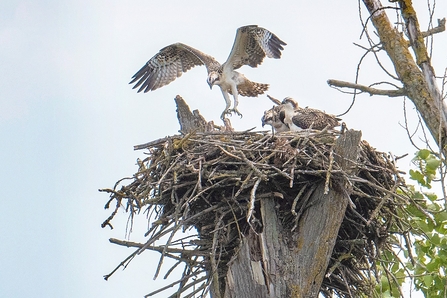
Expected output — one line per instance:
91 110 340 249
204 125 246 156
129 25 286 120
262 96 341 132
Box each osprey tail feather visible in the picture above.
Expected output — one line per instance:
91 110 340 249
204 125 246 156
229 80 269 97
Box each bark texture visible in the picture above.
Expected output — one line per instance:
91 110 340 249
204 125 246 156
362 0 447 151
175 95 210 133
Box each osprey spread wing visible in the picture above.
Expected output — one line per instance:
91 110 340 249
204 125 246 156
129 25 286 120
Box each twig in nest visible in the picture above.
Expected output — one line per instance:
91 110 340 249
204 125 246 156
292 183 318 232
324 150 335 194
290 156 298 188
153 203 182 279
247 177 262 230
218 145 268 181
103 247 138 281
234 171 253 198
291 184 308 217
217 145 240 159
134 135 183 151
100 194 122 229
144 273 207 297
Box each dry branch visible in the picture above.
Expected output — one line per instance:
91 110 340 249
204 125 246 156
421 18 446 38
327 79 406 97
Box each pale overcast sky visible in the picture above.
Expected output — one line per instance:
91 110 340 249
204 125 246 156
1 1 446 297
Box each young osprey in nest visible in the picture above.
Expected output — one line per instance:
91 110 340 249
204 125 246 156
262 96 341 132
129 25 286 120
261 104 289 132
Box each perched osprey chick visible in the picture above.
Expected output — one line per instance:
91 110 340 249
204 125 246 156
261 105 289 133
130 25 287 120
262 96 341 132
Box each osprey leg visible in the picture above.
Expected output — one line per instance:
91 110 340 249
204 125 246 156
229 84 242 118
220 90 233 120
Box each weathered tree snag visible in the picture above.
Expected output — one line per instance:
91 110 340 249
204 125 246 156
175 95 233 133
219 130 362 298
102 97 406 296
175 95 210 133
361 0 447 151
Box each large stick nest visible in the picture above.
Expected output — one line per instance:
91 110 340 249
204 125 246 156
101 129 408 298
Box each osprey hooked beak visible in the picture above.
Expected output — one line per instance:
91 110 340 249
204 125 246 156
261 107 275 128
207 72 219 89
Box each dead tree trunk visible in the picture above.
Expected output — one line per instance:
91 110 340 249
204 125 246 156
363 0 447 148
329 0 446 154
217 130 362 298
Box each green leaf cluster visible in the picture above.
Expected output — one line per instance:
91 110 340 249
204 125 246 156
409 149 442 188
378 149 447 297
406 188 447 297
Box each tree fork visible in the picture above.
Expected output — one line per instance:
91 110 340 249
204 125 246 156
362 0 447 154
